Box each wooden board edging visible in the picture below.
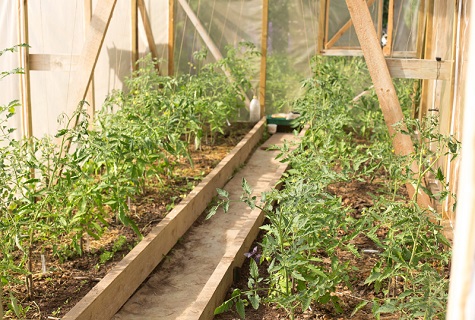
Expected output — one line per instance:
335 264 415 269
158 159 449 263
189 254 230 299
62 118 267 320
180 127 308 319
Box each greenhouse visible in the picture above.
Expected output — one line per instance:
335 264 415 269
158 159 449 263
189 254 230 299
0 0 474 319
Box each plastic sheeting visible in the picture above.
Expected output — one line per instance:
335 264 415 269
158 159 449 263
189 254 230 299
0 0 169 139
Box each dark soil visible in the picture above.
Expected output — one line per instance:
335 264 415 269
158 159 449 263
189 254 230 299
2 122 254 320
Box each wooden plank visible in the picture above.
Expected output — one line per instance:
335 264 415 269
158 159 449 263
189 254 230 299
386 58 452 80
62 118 267 320
317 0 327 53
65 0 117 119
138 0 160 72
18 0 33 139
168 0 175 75
259 0 269 116
325 0 376 50
446 2 475 316
177 0 250 108
345 0 432 209
383 0 394 56
29 54 80 71
131 0 139 71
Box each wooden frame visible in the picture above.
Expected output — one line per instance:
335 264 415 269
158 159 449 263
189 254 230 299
137 0 160 72
62 118 267 320
259 0 269 116
168 0 175 76
131 0 139 71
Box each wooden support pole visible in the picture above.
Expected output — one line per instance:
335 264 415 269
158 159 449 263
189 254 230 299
177 0 251 108
17 0 33 139
131 0 139 71
259 0 268 116
66 0 117 120
318 0 326 53
383 0 394 56
446 2 475 317
84 0 96 117
168 0 175 76
345 0 431 209
137 0 160 72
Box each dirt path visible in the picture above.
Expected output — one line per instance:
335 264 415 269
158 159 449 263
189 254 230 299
113 133 299 319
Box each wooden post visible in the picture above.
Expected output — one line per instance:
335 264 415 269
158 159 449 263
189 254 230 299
345 0 431 209
168 0 175 76
137 0 160 72
131 0 139 71
318 0 326 53
446 1 475 317
383 0 394 56
17 0 33 139
66 0 117 120
259 0 269 116
84 0 96 118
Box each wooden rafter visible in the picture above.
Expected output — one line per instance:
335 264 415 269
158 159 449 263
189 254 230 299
168 0 175 75
259 0 269 116
138 0 160 72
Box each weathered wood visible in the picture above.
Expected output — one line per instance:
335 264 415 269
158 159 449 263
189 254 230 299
259 0 269 116
325 0 376 50
317 0 327 53
168 0 175 75
383 0 394 56
65 0 117 119
345 0 432 209
138 0 160 72
62 119 267 320
18 0 33 139
29 54 80 71
386 58 452 80
131 0 139 71
447 2 475 317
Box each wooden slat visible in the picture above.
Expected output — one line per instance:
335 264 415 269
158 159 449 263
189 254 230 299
62 118 267 320
317 0 327 53
168 0 175 75
386 58 452 80
138 0 160 72
29 54 80 71
259 0 269 116
65 0 117 119
18 0 33 139
345 0 432 209
325 0 376 50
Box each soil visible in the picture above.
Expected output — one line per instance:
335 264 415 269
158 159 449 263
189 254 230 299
215 178 403 320
2 122 254 320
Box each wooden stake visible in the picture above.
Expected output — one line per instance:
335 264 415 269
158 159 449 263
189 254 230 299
17 0 33 139
383 0 394 56
345 0 431 209
259 0 269 116
138 0 160 72
131 0 139 71
168 0 175 76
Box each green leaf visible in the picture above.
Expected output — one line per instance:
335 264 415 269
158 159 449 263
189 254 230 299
248 293 260 309
206 206 218 220
217 188 229 198
351 300 369 316
55 128 69 138
214 299 233 315
242 178 252 195
236 298 246 319
250 259 259 279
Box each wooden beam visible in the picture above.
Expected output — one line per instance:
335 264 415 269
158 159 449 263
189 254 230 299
177 0 251 108
386 58 452 80
65 0 117 119
138 0 160 72
18 0 33 139
325 0 376 50
62 118 267 320
29 54 80 71
383 0 394 56
131 0 139 71
317 0 326 53
259 0 269 116
345 0 432 209
446 2 475 317
168 0 175 75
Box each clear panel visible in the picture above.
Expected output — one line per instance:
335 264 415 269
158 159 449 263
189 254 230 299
391 0 422 55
